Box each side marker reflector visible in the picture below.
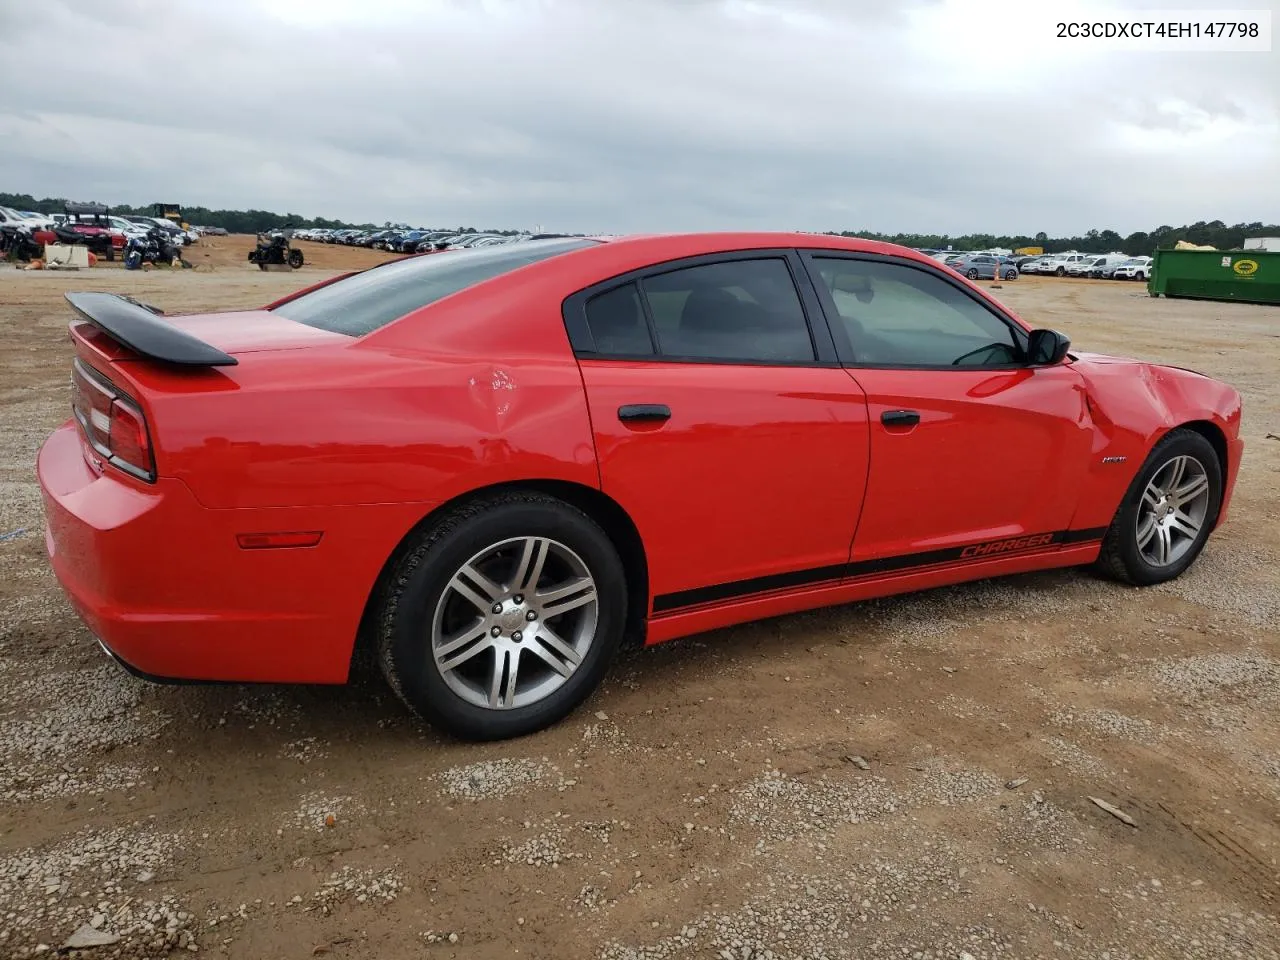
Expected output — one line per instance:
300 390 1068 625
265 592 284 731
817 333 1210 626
236 531 324 550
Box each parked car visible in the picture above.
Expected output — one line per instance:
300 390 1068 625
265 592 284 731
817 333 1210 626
949 254 1018 281
1068 253 1128 277
108 216 151 239
0 207 55 232
17 209 56 229
1067 256 1103 277
1038 253 1091 277
38 234 1244 741
1089 254 1134 278
393 230 443 252
0 206 29 230
414 231 466 253
1113 256 1154 281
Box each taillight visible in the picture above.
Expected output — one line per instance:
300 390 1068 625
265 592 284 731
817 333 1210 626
71 359 156 481
107 397 154 478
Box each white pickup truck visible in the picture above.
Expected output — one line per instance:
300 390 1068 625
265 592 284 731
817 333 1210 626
1038 253 1090 277
1112 256 1154 281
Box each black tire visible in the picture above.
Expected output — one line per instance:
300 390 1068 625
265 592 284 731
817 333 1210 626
1004 269 1017 281
377 492 627 740
288 249 304 269
1055 266 1066 276
966 268 979 279
1095 428 1222 586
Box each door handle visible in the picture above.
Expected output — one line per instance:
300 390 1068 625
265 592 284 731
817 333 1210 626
618 403 671 423
880 409 920 427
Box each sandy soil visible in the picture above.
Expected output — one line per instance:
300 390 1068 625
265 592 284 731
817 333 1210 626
1 239 1279 960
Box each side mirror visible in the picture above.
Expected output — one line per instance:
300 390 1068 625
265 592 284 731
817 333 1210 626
1027 328 1071 365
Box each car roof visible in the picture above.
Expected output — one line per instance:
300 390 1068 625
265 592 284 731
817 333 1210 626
360 231 1026 360
582 231 938 266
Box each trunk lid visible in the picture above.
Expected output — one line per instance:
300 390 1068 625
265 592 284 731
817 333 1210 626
160 310 351 356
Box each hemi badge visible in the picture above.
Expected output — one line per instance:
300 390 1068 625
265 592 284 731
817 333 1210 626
236 531 324 550
1102 456 1128 464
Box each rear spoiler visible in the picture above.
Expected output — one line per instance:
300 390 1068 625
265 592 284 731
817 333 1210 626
65 292 238 367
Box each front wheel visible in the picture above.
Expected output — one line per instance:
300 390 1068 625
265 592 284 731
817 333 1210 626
1095 429 1222 586
966 268 979 279
1055 266 1066 276
1004 269 1017 280
288 249 304 268
377 493 627 740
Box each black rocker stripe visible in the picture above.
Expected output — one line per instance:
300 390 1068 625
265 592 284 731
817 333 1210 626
651 526 1109 614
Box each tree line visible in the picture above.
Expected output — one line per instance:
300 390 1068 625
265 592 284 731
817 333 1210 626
827 222 1279 256
3 192 1274 254
0 192 520 237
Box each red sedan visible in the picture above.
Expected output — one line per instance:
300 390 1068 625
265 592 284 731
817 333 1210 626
37 234 1243 740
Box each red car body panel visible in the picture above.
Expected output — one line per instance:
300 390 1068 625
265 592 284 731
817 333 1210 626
846 364 1092 562
38 422 424 683
579 359 869 602
1063 353 1244 530
35 232 1245 685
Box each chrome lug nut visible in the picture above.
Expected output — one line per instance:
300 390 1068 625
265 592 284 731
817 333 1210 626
491 625 502 637
491 603 503 615
511 631 523 643
526 610 537 621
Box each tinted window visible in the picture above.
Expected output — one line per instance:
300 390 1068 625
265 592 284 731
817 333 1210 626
272 237 596 337
639 258 814 363
811 257 1021 367
584 283 654 356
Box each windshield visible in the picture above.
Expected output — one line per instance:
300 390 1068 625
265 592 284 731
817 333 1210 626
272 237 597 337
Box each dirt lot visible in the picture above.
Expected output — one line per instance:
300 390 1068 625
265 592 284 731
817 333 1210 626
2 236 1279 960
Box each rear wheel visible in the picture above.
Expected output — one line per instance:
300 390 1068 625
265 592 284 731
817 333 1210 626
1095 429 1221 586
1004 269 1017 280
288 249 304 269
377 493 627 740
1055 266 1066 276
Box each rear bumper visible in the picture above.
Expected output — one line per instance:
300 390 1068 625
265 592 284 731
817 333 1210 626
38 421 431 684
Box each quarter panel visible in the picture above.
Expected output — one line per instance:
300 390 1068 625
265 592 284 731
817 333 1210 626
122 348 599 510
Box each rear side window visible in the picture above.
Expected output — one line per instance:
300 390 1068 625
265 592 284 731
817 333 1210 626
642 258 814 363
584 283 654 356
272 237 596 337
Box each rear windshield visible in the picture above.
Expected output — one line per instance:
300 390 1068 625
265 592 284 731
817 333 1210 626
272 237 597 337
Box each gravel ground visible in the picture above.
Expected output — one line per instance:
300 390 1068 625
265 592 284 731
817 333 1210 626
1 241 1279 959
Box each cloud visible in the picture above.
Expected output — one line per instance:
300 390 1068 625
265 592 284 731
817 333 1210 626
0 0 1275 234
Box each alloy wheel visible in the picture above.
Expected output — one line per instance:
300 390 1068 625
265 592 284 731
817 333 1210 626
431 536 599 710
1135 454 1211 567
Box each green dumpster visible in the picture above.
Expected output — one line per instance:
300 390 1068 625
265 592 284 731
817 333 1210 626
1148 248 1280 305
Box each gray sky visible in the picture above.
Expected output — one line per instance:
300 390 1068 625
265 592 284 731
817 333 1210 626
1 0 1276 235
